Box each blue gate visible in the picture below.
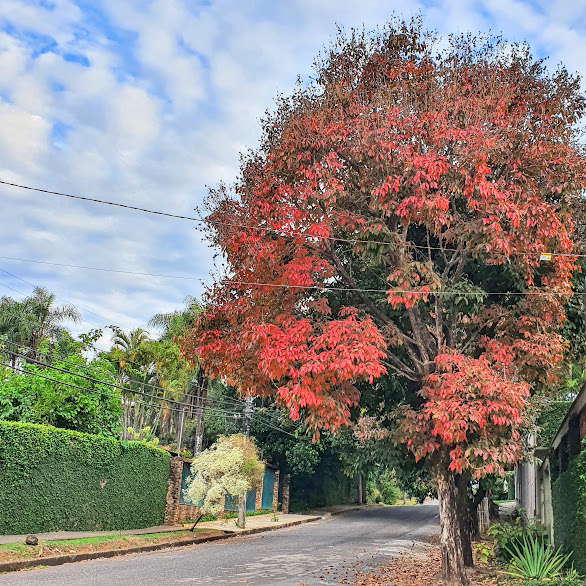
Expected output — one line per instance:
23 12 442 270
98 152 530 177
179 461 193 505
261 467 275 510
224 490 257 512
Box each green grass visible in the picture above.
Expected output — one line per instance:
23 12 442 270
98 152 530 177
0 530 208 554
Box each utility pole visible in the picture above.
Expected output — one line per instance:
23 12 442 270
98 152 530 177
237 396 254 529
193 370 208 454
177 406 187 455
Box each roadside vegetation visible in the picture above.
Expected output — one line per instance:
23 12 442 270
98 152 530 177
0 531 213 565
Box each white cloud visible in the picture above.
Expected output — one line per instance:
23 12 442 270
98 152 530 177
0 0 585 343
0 103 50 172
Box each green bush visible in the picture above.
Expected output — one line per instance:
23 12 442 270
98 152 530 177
366 481 381 504
378 472 402 505
551 445 586 574
488 518 546 563
507 576 585 585
504 535 571 580
0 353 123 438
0 421 170 534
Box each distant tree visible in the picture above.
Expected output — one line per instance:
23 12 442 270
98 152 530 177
149 296 201 342
0 287 80 368
186 434 264 529
0 340 122 437
150 298 209 453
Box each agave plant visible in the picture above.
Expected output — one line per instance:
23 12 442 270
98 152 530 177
504 535 572 580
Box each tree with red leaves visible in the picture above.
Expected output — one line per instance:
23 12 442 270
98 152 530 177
183 20 586 585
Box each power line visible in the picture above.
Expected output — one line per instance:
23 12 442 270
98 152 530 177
0 358 174 413
0 266 133 332
2 179 581 258
0 351 247 420
0 338 294 432
2 344 236 417
0 266 150 335
0 270 148 356
0 315 289 429
0 280 29 299
0 180 201 222
0 255 578 296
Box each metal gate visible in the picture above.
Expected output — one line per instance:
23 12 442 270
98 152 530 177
261 467 275 510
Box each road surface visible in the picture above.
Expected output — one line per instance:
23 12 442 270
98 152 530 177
2 504 439 586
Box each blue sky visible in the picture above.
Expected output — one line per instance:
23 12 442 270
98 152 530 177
0 0 585 350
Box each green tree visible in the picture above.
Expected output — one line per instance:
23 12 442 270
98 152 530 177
0 287 80 368
148 298 208 452
0 341 122 437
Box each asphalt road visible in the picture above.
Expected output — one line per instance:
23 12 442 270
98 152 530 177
3 504 439 586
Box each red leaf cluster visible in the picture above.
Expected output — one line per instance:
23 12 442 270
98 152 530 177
399 353 529 478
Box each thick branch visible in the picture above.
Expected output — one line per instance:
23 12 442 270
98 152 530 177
381 355 419 381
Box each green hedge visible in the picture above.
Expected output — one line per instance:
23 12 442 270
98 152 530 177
0 421 171 535
551 446 586 574
537 401 572 447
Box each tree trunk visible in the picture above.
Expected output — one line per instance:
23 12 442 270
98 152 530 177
455 473 473 568
469 487 486 539
432 453 468 586
357 474 363 505
237 494 246 529
188 510 204 531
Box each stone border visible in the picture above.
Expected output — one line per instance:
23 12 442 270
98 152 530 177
0 517 322 574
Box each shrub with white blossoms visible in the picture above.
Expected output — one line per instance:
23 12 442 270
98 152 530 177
186 434 264 522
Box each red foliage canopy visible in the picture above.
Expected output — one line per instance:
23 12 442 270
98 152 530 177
184 24 586 470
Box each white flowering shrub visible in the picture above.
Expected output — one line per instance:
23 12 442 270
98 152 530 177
186 434 264 521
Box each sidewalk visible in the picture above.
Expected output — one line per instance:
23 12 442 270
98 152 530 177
0 513 322 546
196 513 320 533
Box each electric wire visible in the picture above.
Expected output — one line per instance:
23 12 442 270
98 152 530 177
2 358 295 436
0 255 577 296
0 337 294 431
0 302 291 429
4 348 215 413
0 332 253 413
1 179 582 258
0 358 179 413
0 266 133 332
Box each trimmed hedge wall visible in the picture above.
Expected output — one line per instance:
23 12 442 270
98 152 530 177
537 401 572 447
0 421 171 535
551 446 586 574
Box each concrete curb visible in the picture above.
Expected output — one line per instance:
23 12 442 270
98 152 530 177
0 516 322 573
301 505 374 517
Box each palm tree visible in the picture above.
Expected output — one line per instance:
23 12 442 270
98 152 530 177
23 288 81 358
109 327 150 368
0 287 80 369
148 296 201 341
149 296 208 452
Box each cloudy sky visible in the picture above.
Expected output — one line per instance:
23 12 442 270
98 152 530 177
1 0 585 349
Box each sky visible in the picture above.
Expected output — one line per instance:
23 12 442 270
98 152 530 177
1 0 586 350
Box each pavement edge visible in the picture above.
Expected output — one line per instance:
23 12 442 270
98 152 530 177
0 516 322 574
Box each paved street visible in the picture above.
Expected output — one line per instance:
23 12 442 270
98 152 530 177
2 505 439 586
